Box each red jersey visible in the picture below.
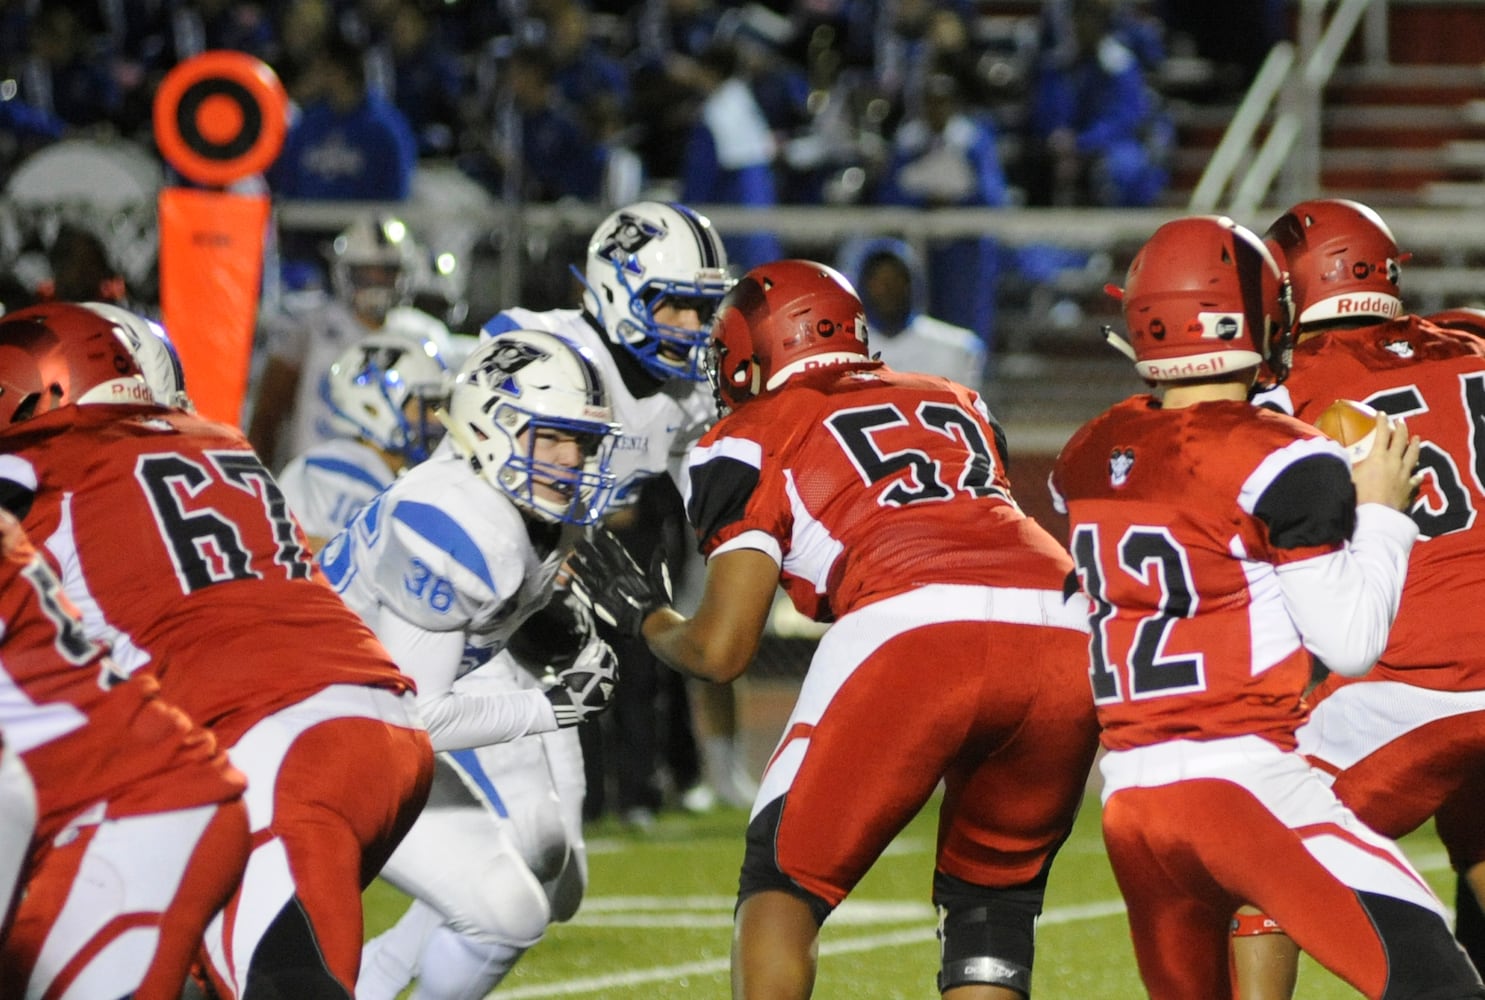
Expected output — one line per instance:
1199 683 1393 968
0 406 413 746
0 509 241 839
685 365 1072 622
1051 396 1357 751
1267 316 1485 690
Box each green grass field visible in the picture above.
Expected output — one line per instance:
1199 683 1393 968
363 789 1458 999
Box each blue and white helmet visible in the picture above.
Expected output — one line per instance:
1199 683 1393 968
441 330 620 525
324 331 449 463
579 201 731 383
82 301 191 410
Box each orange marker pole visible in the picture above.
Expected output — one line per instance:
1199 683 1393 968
153 52 288 426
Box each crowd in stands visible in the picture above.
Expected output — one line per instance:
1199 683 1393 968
0 0 1286 349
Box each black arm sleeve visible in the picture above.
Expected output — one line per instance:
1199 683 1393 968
1253 454 1356 550
0 478 34 520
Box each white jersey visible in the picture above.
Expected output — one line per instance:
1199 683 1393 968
482 308 715 507
257 298 461 471
318 439 582 751
277 437 395 542
870 314 987 387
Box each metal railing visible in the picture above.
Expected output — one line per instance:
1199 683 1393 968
1188 0 1389 218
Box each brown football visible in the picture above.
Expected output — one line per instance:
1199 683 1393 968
1314 398 1384 464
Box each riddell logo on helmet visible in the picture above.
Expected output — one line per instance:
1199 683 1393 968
1142 356 1235 379
1335 295 1402 317
112 382 154 403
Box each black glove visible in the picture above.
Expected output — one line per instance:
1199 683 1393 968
567 527 673 638
543 636 617 727
507 591 595 674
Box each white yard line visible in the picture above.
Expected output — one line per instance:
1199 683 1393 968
493 851 1455 999
495 898 1127 998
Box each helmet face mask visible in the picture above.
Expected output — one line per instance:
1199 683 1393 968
708 259 871 413
0 302 153 426
1264 198 1405 327
324 332 450 464
1116 216 1293 385
581 201 731 382
441 330 620 525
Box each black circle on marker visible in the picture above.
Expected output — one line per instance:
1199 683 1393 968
175 78 263 161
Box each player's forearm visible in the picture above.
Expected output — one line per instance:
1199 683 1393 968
1277 504 1418 675
643 607 751 683
415 688 557 752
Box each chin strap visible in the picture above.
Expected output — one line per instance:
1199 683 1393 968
1101 325 1138 363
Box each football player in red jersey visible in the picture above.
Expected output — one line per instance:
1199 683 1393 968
569 259 1100 999
0 303 435 999
0 507 250 999
1229 200 1485 995
1050 215 1483 1000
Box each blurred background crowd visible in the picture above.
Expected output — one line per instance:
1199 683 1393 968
0 0 1288 356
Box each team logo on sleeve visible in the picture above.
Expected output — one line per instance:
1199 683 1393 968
594 212 666 277
1109 447 1135 488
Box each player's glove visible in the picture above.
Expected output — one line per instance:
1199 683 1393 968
543 636 618 728
567 527 673 638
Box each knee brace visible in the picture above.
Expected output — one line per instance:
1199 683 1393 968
933 871 1043 997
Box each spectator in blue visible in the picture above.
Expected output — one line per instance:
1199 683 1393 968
268 31 417 291
678 44 784 270
268 32 417 202
1025 0 1172 208
547 0 631 123
273 0 337 100
382 0 465 157
502 44 608 203
176 0 279 63
875 71 1007 353
27 7 122 129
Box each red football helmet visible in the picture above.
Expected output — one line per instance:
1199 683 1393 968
1264 198 1405 326
1115 215 1292 383
707 259 870 411
0 302 152 426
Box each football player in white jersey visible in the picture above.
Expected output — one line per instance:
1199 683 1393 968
320 329 623 1000
278 330 451 550
486 200 757 813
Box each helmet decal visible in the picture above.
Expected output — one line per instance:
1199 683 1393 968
594 211 667 277
479 339 548 397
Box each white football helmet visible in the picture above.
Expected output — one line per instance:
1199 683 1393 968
331 215 416 324
441 329 620 525
323 331 450 463
82 301 191 410
578 200 731 382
